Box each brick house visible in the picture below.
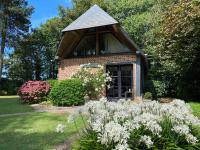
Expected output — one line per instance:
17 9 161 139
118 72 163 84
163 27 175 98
56 5 148 100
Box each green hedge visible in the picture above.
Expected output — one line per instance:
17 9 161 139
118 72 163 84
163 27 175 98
48 79 86 106
47 79 58 88
0 78 22 95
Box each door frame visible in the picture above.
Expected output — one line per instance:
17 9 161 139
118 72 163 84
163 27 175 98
106 63 133 98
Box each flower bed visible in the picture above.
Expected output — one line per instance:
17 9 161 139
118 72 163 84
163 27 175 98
69 98 200 150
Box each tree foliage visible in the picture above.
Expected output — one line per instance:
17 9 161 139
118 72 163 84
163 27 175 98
0 0 33 80
6 0 200 99
156 0 200 99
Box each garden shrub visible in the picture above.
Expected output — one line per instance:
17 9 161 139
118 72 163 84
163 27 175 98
18 81 51 103
143 92 152 100
47 79 58 88
72 67 111 99
66 98 200 150
153 80 167 98
145 80 168 98
0 90 7 95
0 78 22 95
48 79 86 106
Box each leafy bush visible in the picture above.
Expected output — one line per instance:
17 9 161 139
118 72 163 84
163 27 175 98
0 78 22 95
47 79 58 88
72 67 111 99
143 92 152 100
18 81 51 103
67 98 200 150
0 90 7 96
153 80 167 98
145 80 168 98
48 79 86 106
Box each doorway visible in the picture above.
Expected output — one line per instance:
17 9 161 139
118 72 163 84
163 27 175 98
106 64 133 98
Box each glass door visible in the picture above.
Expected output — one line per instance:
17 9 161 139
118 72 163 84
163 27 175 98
106 64 133 98
121 65 132 97
106 65 119 97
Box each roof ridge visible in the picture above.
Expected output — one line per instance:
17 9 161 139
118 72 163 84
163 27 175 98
62 4 118 32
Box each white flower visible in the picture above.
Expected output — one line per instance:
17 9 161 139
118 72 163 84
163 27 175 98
107 84 111 89
172 125 190 135
56 124 65 133
92 119 104 132
106 76 112 82
140 135 153 148
113 110 130 122
124 120 140 131
172 125 198 144
113 143 131 150
186 133 198 144
98 121 130 145
99 97 107 103
81 98 200 148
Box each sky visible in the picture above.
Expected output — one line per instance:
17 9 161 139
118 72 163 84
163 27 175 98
28 0 72 28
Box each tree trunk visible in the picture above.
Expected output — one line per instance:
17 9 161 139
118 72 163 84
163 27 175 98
35 61 41 80
0 31 6 81
0 1 7 81
0 53 3 81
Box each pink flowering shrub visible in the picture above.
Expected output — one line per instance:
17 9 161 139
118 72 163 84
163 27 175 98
18 81 51 103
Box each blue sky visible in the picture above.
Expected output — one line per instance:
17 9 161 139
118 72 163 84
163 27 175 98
28 0 72 28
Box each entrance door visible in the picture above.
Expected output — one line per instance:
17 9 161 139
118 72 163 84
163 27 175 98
106 64 133 98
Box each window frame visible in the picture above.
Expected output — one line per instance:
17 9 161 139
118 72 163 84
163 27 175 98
68 30 134 58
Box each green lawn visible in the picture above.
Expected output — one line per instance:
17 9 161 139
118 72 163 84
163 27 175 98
189 102 200 118
0 96 84 150
0 96 33 114
0 96 199 149
0 113 84 150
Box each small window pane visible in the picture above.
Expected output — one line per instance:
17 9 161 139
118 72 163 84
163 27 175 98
73 35 96 56
107 66 118 76
100 33 131 54
121 66 132 76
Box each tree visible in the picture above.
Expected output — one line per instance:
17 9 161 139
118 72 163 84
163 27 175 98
8 29 48 81
0 0 33 80
156 0 200 99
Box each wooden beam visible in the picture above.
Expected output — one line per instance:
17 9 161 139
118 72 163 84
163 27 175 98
71 31 80 37
112 24 137 52
86 30 111 35
63 31 86 58
96 31 99 55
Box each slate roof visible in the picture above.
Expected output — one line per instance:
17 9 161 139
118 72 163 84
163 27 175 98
62 4 118 32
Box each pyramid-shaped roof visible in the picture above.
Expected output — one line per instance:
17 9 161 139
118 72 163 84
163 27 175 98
62 4 118 32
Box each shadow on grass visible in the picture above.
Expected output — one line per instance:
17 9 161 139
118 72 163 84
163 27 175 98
0 112 84 150
0 96 33 115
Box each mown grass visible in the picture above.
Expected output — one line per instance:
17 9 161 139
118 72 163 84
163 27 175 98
0 96 33 114
0 96 199 150
0 112 84 150
189 102 200 118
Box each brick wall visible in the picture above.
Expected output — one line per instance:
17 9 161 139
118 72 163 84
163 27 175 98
58 54 136 79
58 54 137 97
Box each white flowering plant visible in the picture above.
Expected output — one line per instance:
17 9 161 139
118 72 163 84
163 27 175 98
72 67 112 99
70 98 200 150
